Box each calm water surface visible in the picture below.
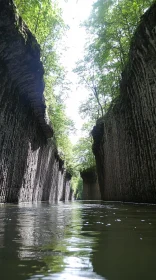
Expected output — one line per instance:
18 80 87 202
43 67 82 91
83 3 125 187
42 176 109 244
0 201 156 280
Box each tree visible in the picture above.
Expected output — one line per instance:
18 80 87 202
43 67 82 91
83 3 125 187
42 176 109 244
74 0 154 172
14 0 86 197
73 135 95 171
15 0 65 77
71 175 83 200
75 0 154 120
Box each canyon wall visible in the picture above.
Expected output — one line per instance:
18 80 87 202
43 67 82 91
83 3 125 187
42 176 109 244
81 168 101 200
0 0 73 203
92 3 156 203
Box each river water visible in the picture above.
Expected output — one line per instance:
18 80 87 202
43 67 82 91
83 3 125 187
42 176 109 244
0 201 156 280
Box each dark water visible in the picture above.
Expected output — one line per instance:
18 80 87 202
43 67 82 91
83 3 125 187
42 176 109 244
0 201 156 280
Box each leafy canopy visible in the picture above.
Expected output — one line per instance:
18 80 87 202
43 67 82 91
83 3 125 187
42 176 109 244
73 0 154 173
75 0 154 120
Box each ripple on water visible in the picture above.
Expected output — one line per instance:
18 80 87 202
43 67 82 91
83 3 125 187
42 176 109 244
30 271 107 280
1 201 156 280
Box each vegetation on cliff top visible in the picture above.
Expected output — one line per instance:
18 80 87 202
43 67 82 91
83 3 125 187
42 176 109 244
14 0 83 198
14 0 154 198
74 0 154 171
14 0 74 165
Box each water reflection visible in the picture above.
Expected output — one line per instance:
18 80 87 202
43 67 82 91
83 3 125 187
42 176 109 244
29 202 105 280
0 201 156 279
0 204 5 248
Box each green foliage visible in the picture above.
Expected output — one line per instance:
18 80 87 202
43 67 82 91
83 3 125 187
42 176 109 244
71 124 95 199
69 120 96 196
14 0 154 194
73 0 154 173
45 82 75 159
14 0 65 77
73 137 95 171
75 0 154 122
71 175 83 200
14 0 75 173
87 0 154 71
14 0 85 197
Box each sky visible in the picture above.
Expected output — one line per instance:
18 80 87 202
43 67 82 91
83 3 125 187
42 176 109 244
58 0 94 144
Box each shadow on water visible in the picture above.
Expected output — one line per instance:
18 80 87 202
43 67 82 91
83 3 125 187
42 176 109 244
87 202 156 280
0 201 156 279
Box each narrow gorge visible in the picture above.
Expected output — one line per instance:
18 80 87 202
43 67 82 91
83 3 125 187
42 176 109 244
1 1 156 279
1 0 156 204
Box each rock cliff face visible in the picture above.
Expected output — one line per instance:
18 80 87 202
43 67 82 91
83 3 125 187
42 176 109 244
81 168 101 200
0 0 73 203
92 3 156 203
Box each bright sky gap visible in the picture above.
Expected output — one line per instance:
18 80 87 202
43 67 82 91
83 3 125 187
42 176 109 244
58 0 94 144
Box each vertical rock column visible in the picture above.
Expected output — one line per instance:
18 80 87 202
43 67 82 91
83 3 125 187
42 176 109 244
92 3 156 203
81 168 101 200
0 0 73 203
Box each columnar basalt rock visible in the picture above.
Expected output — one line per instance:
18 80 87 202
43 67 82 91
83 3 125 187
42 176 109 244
81 168 101 200
92 3 156 203
63 172 74 202
0 0 72 203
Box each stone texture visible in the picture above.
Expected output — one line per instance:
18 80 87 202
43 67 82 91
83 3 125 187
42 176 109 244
92 3 156 203
63 172 74 202
81 168 101 200
0 0 72 203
